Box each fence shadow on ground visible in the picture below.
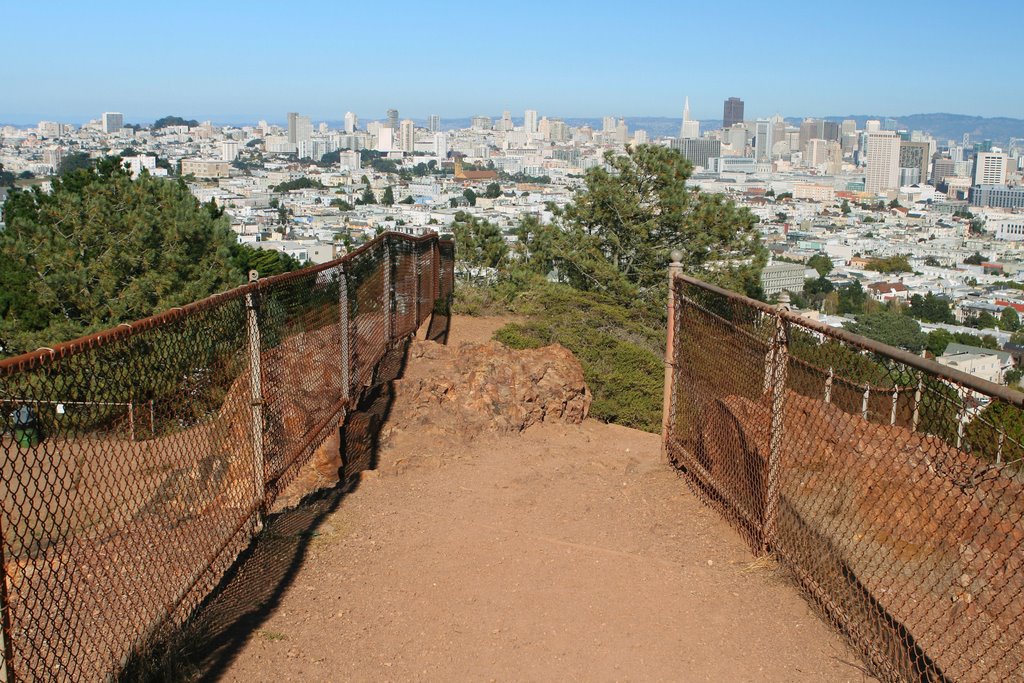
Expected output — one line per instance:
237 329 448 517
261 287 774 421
120 330 428 682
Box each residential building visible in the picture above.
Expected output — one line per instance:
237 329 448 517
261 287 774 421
387 109 399 131
524 109 538 134
101 112 124 133
180 159 230 178
428 114 441 133
760 261 806 296
993 217 1024 241
399 119 415 153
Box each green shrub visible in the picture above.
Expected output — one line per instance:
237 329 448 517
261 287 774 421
493 283 665 432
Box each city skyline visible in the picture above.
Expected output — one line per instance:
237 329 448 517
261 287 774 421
3 0 1023 123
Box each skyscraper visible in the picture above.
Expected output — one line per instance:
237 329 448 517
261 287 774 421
287 112 312 144
899 141 930 186
679 97 699 139
723 97 744 129
865 131 901 194
754 120 773 162
344 111 358 133
524 109 538 134
101 112 124 133
399 119 415 153
428 114 441 133
386 109 399 130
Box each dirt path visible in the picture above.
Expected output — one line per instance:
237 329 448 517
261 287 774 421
212 316 872 682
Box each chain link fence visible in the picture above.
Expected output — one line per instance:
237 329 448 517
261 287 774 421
665 272 1024 682
0 232 453 681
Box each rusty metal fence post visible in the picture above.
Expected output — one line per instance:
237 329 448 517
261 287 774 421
245 270 266 523
0 518 12 683
661 251 684 459
339 266 351 403
383 238 394 344
761 295 790 554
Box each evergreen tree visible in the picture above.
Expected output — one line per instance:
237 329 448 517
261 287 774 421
452 213 506 269
550 145 765 301
0 159 244 355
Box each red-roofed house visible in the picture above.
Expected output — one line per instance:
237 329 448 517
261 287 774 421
867 282 910 302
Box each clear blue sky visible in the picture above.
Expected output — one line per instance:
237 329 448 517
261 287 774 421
4 0 1022 125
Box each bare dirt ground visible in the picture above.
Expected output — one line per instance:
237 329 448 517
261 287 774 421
214 316 874 682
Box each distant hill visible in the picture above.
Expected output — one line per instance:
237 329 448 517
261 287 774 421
784 113 1024 145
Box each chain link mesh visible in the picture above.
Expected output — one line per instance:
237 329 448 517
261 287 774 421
667 274 1024 682
0 232 453 681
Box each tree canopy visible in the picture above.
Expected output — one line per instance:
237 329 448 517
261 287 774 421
807 253 833 278
908 292 955 324
272 177 325 193
0 158 247 356
152 115 199 129
453 213 507 270
846 310 926 352
864 255 911 274
555 145 765 301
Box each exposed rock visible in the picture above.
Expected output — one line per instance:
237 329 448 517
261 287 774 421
390 340 591 436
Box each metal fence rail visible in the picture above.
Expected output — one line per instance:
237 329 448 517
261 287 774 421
664 269 1024 683
0 232 454 681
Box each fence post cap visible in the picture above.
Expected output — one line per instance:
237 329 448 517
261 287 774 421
248 270 259 283
669 250 684 265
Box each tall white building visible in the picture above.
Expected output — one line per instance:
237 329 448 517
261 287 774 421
219 140 240 162
523 109 538 134
101 112 124 134
399 119 415 153
679 97 699 139
433 132 447 159
428 114 441 133
865 130 901 194
974 151 1008 186
376 126 394 152
344 111 358 133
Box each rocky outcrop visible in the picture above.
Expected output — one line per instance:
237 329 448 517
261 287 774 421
391 340 591 435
